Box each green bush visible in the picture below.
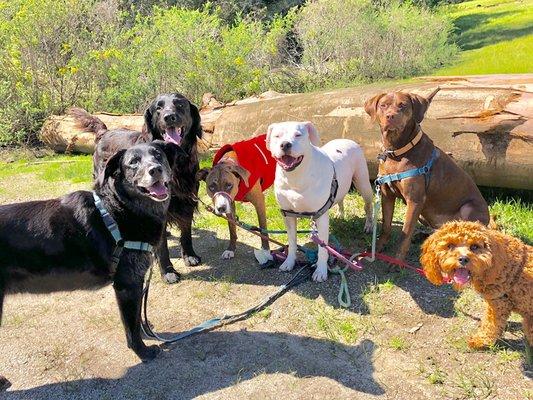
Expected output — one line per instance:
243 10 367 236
294 0 458 89
0 0 122 145
99 5 291 110
0 0 457 146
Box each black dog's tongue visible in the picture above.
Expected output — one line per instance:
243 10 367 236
148 182 168 200
164 126 182 146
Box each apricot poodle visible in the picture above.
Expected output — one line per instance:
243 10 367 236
420 221 532 364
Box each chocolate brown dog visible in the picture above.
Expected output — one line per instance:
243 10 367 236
364 88 489 260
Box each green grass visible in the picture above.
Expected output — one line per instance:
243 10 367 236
437 0 533 75
0 154 93 184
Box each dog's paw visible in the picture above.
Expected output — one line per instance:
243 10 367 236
221 250 235 260
183 254 201 266
254 248 273 264
312 264 328 282
138 345 161 362
467 335 491 350
163 271 181 284
279 258 295 272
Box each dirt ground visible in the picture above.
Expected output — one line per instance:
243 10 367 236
0 173 531 400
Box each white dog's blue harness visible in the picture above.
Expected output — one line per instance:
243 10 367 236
92 192 154 270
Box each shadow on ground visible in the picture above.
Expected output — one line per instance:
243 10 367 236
174 219 458 319
6 333 383 399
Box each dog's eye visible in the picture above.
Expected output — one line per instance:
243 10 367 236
447 243 455 250
295 133 302 138
225 182 233 190
154 152 163 161
379 103 386 108
208 184 216 191
470 244 479 251
398 103 405 109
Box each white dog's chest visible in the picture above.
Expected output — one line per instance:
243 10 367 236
275 170 333 213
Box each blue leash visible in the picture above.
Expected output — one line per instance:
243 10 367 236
141 263 314 343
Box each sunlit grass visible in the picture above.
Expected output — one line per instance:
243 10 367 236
437 0 533 75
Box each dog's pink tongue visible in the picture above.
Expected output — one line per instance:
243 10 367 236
453 268 470 286
281 155 295 165
148 182 168 199
164 127 181 146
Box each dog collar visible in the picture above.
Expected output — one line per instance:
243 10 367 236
280 165 339 221
381 128 424 159
93 192 154 271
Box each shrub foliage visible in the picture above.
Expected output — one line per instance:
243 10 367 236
0 0 457 145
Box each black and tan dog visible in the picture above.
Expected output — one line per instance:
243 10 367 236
0 141 185 390
70 93 203 284
196 134 276 262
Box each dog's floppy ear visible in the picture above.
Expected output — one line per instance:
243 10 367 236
142 103 156 139
420 232 445 286
364 93 385 121
478 230 504 285
229 164 250 187
188 101 203 139
304 121 320 146
196 168 210 182
265 123 275 151
408 93 431 124
102 149 127 185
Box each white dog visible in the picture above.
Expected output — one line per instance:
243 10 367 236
267 121 373 282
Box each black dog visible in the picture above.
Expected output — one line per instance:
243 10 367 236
70 93 202 284
0 141 184 389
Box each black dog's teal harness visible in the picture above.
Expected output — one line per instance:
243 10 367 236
92 192 154 270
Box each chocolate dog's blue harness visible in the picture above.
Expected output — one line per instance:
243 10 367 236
375 148 439 187
92 192 154 270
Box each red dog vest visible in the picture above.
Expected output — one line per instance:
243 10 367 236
213 134 276 202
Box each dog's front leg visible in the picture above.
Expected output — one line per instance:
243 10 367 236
395 199 425 260
279 216 297 272
312 213 330 282
113 265 160 361
222 205 237 259
376 191 395 252
468 299 512 349
157 224 181 284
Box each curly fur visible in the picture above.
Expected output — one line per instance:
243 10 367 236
420 221 532 355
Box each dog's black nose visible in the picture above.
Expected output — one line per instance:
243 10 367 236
163 113 177 123
458 256 469 266
216 205 227 214
148 166 163 177
280 141 292 151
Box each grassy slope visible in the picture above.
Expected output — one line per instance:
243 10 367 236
437 0 533 75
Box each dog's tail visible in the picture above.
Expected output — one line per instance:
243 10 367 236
67 107 108 144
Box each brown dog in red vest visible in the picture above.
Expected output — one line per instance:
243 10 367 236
196 134 276 261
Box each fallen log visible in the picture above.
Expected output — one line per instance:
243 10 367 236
39 75 533 190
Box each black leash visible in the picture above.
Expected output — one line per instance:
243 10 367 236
140 263 314 343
